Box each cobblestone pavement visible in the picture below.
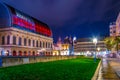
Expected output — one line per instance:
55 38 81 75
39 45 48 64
97 58 120 80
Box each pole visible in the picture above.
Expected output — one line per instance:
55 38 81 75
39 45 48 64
94 43 96 62
72 41 74 55
93 38 97 62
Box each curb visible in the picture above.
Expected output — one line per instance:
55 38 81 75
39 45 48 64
116 71 120 78
91 60 101 80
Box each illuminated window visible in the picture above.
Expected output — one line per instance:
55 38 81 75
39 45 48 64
113 31 116 33
24 51 27 56
2 36 5 45
6 50 10 56
13 36 16 45
7 35 10 44
33 51 35 56
13 50 17 56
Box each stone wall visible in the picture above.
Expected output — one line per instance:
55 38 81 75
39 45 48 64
0 56 77 67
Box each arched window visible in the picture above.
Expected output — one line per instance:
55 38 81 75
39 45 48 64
7 35 10 44
19 37 22 45
13 36 16 45
28 39 31 46
33 51 35 56
36 41 38 47
13 50 16 56
6 50 9 56
18 51 22 56
2 36 5 45
24 51 27 56
24 38 27 46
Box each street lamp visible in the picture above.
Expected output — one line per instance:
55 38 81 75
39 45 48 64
97 47 100 51
93 38 97 62
73 37 76 41
97 47 101 57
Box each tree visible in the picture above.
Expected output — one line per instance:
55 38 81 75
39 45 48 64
104 36 120 53
113 36 120 53
104 37 114 50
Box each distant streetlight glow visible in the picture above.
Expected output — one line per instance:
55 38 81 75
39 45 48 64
93 38 97 45
73 37 76 41
93 38 97 62
97 47 100 51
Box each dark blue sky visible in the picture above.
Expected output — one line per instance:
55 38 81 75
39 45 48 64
0 0 120 42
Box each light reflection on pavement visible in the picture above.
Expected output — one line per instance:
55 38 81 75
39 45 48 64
97 58 120 80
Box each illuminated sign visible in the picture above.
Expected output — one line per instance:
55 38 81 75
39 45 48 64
12 11 52 37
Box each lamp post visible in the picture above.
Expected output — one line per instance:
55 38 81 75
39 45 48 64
93 38 97 62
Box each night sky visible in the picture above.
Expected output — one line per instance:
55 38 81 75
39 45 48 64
0 0 120 43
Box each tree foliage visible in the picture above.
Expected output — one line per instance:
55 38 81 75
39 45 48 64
104 36 120 51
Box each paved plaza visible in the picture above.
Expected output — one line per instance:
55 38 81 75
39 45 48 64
97 58 120 80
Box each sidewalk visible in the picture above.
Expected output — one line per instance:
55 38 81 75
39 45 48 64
108 58 120 78
97 58 120 80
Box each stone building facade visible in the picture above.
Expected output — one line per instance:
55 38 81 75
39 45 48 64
74 38 107 56
53 37 73 56
0 3 53 56
110 13 120 36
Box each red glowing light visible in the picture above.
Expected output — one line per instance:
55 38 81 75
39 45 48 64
12 15 52 37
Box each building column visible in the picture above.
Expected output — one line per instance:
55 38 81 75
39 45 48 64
26 38 29 46
34 40 36 47
38 40 40 47
22 37 24 46
31 39 32 47
4 35 7 45
41 41 43 48
10 35 13 45
16 36 19 45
